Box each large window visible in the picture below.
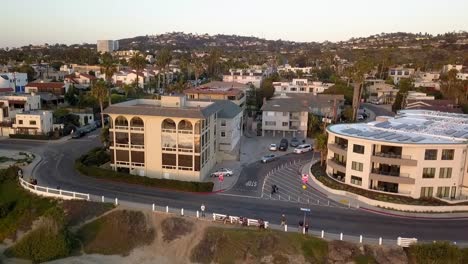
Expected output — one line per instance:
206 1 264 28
351 176 362 186
441 149 454 160
420 187 433 198
265 121 276 126
437 187 450 198
351 161 363 172
353 144 365 154
422 168 435 178
282 122 288 127
424 149 437 160
439 167 452 178
29 120 36 125
220 120 226 127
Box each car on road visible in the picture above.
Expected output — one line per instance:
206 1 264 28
71 130 85 139
210 168 233 177
269 143 278 151
261 154 277 163
357 115 365 121
290 137 300 147
279 138 288 151
294 144 312 154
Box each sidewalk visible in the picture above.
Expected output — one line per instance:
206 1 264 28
302 162 468 219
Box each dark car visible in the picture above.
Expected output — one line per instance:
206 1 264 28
71 130 85 139
279 138 288 151
290 137 300 147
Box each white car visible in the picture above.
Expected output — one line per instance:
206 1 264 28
269 143 278 151
210 168 233 177
294 144 312 154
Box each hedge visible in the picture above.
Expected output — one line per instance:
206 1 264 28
76 149 214 193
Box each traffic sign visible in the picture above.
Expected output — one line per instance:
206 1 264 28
300 208 311 212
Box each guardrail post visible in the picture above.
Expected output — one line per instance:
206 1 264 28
340 233 343 241
302 227 305 234
348 202 351 208
279 194 281 200
59 190 62 196
166 206 169 213
328 200 330 206
321 230 324 238
359 235 363 243
115 198 118 205
101 196 105 203
46 187 49 193
197 210 199 218
212 213 215 221
73 193 76 198
181 208 184 216
284 225 288 232
87 194 90 201
379 237 382 245
152 203 155 212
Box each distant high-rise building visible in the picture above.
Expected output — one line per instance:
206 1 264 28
97 40 119 53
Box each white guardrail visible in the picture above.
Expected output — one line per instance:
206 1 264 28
19 177 90 200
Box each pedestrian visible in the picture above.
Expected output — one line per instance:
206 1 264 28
200 203 206 217
280 214 286 226
305 222 309 234
299 220 304 232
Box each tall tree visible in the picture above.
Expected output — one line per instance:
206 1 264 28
100 53 117 105
350 60 373 121
314 133 328 167
129 52 147 90
91 79 108 126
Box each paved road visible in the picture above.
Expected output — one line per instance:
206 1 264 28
2 135 468 243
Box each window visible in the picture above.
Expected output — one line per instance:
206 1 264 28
351 176 362 186
436 187 450 198
220 131 226 138
220 120 226 127
424 149 437 160
282 122 288 127
439 167 452 178
420 187 433 198
353 144 365 154
265 121 276 126
441 149 454 160
18 120 23 125
351 161 363 172
29 120 36 125
422 168 435 178
282 112 288 116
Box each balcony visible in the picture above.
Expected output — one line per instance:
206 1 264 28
371 152 417 166
328 143 348 156
289 114 301 121
370 169 415 184
114 125 129 131
130 126 144 132
327 158 346 173
130 144 145 150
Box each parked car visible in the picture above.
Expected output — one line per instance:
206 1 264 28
211 168 233 177
357 115 365 121
71 130 85 139
279 138 288 151
294 144 312 154
290 137 300 147
261 154 277 163
269 143 278 151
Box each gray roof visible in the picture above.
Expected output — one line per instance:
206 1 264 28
203 81 250 90
217 100 242 119
261 93 344 112
104 99 228 119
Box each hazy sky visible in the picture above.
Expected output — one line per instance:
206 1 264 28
2 0 467 47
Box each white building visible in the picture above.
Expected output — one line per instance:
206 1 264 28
222 69 264 88
64 72 97 90
441 64 463 73
277 64 313 75
388 67 415 84
72 112 95 126
97 40 119 53
12 110 53 135
0 72 28 93
273 79 333 94
0 94 42 122
366 80 398 104
111 70 153 88
406 91 435 101
326 110 468 200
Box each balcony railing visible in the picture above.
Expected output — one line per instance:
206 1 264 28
130 144 144 149
331 157 347 167
371 168 410 178
131 162 145 167
162 129 176 133
130 127 144 131
374 152 411 160
115 143 129 148
327 158 346 172
328 143 348 155
114 125 129 130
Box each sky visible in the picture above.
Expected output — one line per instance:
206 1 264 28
2 0 468 48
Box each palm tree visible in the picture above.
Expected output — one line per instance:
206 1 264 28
350 59 373 121
122 83 135 97
100 53 117 105
129 52 147 90
156 48 173 88
314 133 328 167
193 59 204 84
91 79 108 128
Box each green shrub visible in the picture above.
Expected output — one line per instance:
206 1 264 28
78 147 110 166
408 241 462 264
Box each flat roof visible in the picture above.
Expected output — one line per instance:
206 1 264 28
328 110 468 145
261 93 344 112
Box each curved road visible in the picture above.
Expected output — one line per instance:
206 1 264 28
1 134 468 244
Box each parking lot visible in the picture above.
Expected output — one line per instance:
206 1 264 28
261 159 347 208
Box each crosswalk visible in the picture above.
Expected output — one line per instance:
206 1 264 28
261 160 348 208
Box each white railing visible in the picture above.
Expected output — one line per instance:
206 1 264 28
130 127 144 131
19 177 89 200
115 126 129 130
131 162 145 167
212 213 269 228
130 144 145 149
397 237 418 247
115 143 129 148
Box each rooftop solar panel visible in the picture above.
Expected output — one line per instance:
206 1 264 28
374 132 393 139
386 134 401 140
375 121 391 128
393 124 408 129
411 136 425 142
397 136 411 141
445 129 457 135
453 131 468 137
424 121 434 125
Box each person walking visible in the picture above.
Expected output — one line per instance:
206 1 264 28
280 214 287 227
200 203 206 217
304 222 309 234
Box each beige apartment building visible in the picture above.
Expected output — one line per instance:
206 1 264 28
104 95 242 182
326 110 468 200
